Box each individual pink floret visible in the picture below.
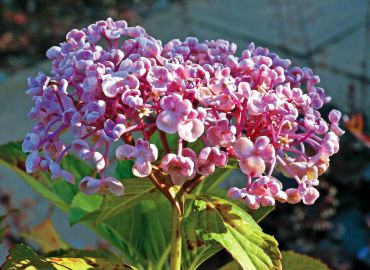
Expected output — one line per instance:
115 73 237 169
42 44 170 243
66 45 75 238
116 138 158 177
161 152 195 186
233 136 275 177
207 119 236 147
79 176 124 196
196 147 228 176
156 94 192 134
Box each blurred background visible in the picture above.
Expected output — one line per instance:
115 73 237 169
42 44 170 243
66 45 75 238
0 0 369 269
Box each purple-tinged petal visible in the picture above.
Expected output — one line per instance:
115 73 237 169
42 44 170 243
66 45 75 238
156 110 181 134
239 156 265 177
102 76 124 98
92 152 105 171
233 137 254 159
178 119 204 142
103 177 124 196
25 151 40 173
132 157 152 177
79 176 101 195
116 144 137 160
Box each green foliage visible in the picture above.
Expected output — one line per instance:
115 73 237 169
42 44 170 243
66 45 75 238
184 195 282 270
1 244 135 270
0 141 287 270
281 251 330 270
81 197 173 269
94 178 160 223
218 260 242 270
218 251 331 270
115 160 135 179
69 192 103 225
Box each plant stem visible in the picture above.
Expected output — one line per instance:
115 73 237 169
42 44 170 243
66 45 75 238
170 193 183 270
159 130 171 153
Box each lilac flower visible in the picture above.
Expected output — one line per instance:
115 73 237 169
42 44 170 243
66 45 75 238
328 109 345 136
23 133 40 153
83 100 106 123
156 94 192 134
196 147 228 175
161 152 195 186
101 115 126 142
25 151 41 173
233 136 275 177
121 89 143 109
21 18 342 204
147 66 173 93
49 161 75 183
178 109 205 142
102 76 125 98
79 176 124 196
207 119 236 147
116 139 158 177
298 182 320 205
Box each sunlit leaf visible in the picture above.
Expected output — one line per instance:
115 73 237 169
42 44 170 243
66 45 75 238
69 192 103 225
1 244 135 270
218 260 242 270
83 178 159 224
95 199 172 269
184 194 282 270
281 251 330 270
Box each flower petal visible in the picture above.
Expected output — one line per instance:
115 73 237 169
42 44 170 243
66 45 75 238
156 110 181 134
239 156 265 177
116 144 137 160
233 137 254 158
132 157 152 177
178 119 204 142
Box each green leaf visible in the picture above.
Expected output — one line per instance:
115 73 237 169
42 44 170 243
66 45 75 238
218 260 242 270
195 167 233 193
185 195 282 270
51 180 78 204
20 219 69 252
281 251 330 270
251 206 275 223
0 141 26 165
1 244 135 270
92 178 160 223
60 154 93 183
182 198 222 270
0 142 169 269
1 244 55 270
97 199 172 270
115 159 135 179
69 192 103 225
187 138 206 153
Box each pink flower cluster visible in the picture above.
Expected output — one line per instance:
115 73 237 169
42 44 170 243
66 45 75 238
23 18 343 208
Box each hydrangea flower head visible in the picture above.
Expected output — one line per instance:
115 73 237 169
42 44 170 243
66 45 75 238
23 18 343 208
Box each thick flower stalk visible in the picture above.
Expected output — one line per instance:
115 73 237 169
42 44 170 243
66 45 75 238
23 18 343 211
